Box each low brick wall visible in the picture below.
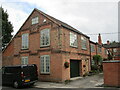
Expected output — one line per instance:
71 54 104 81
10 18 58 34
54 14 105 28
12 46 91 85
103 60 120 87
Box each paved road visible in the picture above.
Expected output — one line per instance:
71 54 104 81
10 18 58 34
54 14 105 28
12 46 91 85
1 85 42 90
68 73 104 88
34 73 120 89
34 73 104 88
1 73 120 89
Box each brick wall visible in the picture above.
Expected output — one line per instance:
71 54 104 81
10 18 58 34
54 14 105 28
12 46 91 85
3 9 109 82
3 40 14 66
103 60 120 87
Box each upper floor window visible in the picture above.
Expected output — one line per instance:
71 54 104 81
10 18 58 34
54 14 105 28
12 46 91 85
81 36 87 50
21 57 28 65
70 32 77 47
22 33 29 49
32 17 38 25
40 29 50 47
98 47 102 53
113 48 117 53
104 49 107 54
91 44 95 52
40 55 50 74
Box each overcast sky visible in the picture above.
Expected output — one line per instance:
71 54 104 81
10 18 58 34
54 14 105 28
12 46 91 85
1 0 119 43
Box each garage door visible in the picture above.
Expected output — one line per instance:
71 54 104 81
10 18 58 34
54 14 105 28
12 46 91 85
70 60 80 78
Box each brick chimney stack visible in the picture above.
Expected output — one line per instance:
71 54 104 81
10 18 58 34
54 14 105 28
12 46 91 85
107 40 110 45
98 33 102 45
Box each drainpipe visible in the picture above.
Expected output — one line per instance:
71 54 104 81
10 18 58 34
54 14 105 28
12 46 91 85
89 41 92 71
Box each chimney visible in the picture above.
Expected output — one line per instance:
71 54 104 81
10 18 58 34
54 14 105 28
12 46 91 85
107 40 110 45
98 33 102 45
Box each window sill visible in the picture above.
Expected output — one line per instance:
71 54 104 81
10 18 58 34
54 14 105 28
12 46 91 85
31 22 39 26
81 48 87 51
21 48 29 50
91 51 95 53
40 45 50 48
40 73 50 75
70 45 78 48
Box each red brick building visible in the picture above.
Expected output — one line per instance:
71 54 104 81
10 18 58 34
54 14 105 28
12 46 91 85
3 8 109 82
103 41 120 60
3 8 92 82
90 34 107 65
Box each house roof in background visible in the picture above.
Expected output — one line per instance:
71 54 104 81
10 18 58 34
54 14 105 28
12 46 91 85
103 42 120 48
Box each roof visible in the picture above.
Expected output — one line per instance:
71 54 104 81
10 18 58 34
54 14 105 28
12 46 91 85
35 8 89 38
90 40 97 45
103 42 120 48
3 8 90 52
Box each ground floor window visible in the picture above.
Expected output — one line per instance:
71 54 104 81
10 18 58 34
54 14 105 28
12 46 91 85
21 57 28 65
40 55 50 74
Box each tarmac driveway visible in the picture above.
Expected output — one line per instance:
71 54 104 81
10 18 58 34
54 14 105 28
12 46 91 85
34 73 104 88
68 73 103 88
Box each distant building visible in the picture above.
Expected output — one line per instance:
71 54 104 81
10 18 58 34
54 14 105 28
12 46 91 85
103 41 120 60
90 34 107 65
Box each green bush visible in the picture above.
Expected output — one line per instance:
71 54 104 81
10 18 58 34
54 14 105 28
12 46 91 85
93 55 102 66
91 65 98 70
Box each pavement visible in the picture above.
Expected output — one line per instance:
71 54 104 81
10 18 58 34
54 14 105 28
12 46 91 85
34 73 104 88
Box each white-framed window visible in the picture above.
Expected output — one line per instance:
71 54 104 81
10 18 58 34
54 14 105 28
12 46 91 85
91 44 95 52
21 57 28 65
22 33 29 49
40 29 50 47
98 47 102 53
40 55 50 74
32 17 39 25
104 49 107 54
70 32 77 47
113 48 117 52
81 36 87 50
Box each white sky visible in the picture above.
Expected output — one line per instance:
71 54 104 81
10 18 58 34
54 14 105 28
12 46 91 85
1 0 119 43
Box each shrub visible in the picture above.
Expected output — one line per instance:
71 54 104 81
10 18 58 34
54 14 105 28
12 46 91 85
93 55 102 66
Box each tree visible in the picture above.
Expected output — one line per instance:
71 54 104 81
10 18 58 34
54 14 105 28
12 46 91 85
93 55 102 66
92 55 103 72
1 7 13 50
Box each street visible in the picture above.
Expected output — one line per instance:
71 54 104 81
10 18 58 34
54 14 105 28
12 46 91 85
1 85 42 90
34 73 104 88
1 73 120 89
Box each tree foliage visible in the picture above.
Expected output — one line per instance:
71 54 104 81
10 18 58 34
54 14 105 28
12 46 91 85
93 55 102 66
92 55 103 72
1 7 13 50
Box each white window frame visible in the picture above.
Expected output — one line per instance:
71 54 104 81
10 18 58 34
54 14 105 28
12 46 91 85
70 32 77 47
81 36 87 50
40 55 50 74
113 48 117 52
21 57 28 65
104 49 107 54
40 29 50 47
98 47 102 53
22 33 29 49
32 17 39 25
91 44 95 52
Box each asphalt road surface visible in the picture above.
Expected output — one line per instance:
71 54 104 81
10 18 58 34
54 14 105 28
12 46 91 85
1 85 43 90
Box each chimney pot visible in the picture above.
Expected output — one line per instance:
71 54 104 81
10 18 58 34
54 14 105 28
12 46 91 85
107 40 110 45
98 33 102 45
